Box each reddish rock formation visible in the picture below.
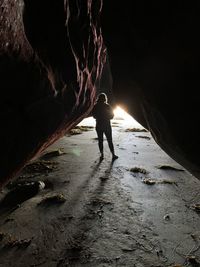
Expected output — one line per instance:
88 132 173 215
0 0 104 186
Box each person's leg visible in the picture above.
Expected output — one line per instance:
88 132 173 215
105 126 118 160
96 128 104 159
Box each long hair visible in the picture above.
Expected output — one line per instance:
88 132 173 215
97 93 108 104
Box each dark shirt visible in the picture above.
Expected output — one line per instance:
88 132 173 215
92 102 114 128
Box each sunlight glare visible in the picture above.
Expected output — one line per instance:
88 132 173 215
114 106 132 121
78 106 143 128
113 106 142 127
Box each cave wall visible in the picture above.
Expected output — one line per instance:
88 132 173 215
0 0 104 186
101 1 200 178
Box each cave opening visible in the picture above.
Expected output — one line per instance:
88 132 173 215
78 105 143 130
113 106 142 128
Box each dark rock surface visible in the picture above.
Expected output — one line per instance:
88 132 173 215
0 0 200 185
0 0 104 186
102 2 200 178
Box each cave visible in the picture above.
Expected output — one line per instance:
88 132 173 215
1 1 200 266
1 0 200 185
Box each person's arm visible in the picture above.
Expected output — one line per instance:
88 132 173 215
107 105 114 120
92 105 97 119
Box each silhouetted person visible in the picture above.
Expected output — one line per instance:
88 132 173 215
92 93 118 161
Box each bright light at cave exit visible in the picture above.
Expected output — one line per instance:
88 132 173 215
113 106 134 124
113 106 143 127
78 106 143 128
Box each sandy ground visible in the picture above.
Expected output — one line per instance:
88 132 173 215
0 116 200 267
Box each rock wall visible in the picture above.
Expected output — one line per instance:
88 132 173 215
0 0 104 186
102 1 200 178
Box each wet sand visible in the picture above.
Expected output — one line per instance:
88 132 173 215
0 117 200 267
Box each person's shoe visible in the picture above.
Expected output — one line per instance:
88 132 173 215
112 154 118 161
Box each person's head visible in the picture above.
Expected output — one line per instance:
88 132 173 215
97 93 108 103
